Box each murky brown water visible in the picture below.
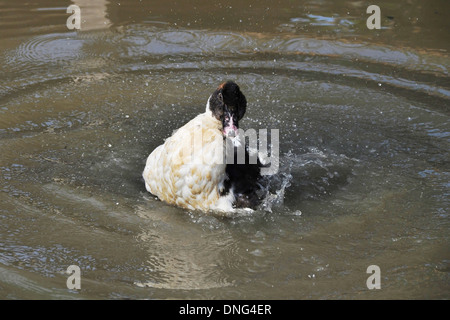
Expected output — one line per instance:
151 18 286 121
0 0 449 299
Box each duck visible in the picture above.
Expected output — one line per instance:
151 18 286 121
142 81 265 213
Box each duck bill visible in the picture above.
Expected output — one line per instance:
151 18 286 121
222 111 239 137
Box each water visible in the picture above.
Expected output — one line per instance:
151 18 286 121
0 0 449 299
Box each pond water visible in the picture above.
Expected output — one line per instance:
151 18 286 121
0 0 449 299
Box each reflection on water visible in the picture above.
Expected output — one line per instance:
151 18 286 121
134 204 235 290
71 0 111 31
0 0 449 299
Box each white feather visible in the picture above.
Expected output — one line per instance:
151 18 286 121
142 100 234 213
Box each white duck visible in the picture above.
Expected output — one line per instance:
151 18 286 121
143 81 264 213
